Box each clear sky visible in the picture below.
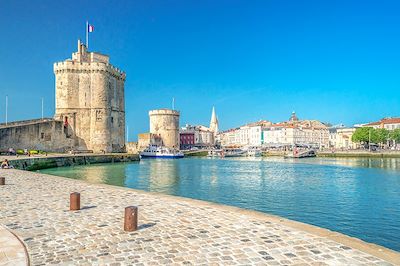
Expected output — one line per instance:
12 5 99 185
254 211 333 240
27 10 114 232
0 0 399 140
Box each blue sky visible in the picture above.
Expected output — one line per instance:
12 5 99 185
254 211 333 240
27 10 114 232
0 0 399 140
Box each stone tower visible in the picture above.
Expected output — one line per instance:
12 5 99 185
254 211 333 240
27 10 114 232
149 109 180 149
209 106 219 134
54 40 126 153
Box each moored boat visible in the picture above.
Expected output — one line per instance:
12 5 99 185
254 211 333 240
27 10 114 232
284 149 316 159
222 148 246 157
207 149 223 157
243 146 262 157
140 145 184 159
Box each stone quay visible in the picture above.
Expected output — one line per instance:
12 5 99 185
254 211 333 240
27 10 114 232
0 168 399 265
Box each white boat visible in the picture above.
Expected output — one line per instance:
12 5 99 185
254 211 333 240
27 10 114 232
207 149 223 157
245 147 262 157
222 148 246 157
140 145 184 159
284 149 316 159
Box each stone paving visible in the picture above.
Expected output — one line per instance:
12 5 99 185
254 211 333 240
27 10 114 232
0 225 27 266
0 169 398 265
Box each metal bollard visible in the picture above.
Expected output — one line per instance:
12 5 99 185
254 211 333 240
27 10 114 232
70 192 80 211
124 206 138 231
0 177 5 186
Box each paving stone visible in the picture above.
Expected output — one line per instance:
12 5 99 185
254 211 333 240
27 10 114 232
0 169 397 266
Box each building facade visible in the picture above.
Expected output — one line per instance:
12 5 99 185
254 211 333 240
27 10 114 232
180 132 195 150
218 120 271 147
329 127 357 149
262 113 329 148
180 124 214 149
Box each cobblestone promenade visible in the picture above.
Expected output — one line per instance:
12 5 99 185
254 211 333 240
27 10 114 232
0 169 398 265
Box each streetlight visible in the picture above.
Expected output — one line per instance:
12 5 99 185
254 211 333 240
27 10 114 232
369 128 371 152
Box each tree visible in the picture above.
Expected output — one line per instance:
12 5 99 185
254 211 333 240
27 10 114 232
374 128 389 144
351 127 371 144
373 128 389 145
389 129 400 143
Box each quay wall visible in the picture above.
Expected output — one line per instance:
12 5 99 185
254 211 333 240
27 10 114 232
8 154 139 171
318 151 400 158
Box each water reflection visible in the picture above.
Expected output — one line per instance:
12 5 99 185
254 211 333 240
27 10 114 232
278 157 400 170
40 157 400 251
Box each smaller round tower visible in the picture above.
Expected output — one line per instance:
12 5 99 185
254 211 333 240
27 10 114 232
149 109 180 149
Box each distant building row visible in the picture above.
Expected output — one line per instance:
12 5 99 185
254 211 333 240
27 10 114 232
216 113 400 150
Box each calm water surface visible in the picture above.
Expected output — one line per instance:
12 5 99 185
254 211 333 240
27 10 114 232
40 157 400 251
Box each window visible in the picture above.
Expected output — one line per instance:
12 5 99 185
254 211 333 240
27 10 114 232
41 132 44 139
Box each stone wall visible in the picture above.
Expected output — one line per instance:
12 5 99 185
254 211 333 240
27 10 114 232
126 142 138 154
0 119 75 152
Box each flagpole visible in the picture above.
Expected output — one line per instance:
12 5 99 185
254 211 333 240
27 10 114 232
41 97 44 120
126 125 129 142
5 95 8 125
86 21 89 48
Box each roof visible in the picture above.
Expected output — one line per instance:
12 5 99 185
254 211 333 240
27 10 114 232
366 117 400 126
265 120 328 130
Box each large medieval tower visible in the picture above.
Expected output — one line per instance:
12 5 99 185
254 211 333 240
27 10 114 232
54 40 126 152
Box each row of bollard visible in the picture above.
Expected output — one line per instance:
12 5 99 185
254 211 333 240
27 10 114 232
69 192 138 232
0 180 138 232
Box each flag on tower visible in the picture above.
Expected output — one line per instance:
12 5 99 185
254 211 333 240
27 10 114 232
88 23 94 32
86 21 94 48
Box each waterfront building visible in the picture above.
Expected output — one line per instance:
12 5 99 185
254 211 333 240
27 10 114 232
180 124 214 149
0 40 126 153
149 109 180 149
329 126 358 149
218 120 271 147
364 117 400 130
262 113 329 148
180 132 195 150
179 107 220 149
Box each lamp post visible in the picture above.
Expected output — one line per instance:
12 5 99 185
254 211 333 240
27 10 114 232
369 128 371 152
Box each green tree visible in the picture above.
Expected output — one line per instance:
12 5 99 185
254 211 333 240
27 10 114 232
351 127 371 144
389 128 400 143
373 128 389 145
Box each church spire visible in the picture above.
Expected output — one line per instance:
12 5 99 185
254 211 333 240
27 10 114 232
210 106 219 134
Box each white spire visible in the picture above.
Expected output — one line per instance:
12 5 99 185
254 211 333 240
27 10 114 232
210 106 219 134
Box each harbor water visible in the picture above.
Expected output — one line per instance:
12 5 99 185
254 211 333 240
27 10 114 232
39 157 400 251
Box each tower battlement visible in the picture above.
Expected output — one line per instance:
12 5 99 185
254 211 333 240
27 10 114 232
54 61 126 79
54 40 125 79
